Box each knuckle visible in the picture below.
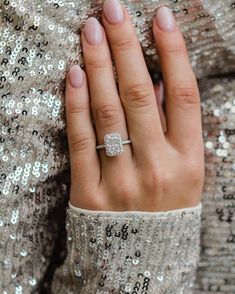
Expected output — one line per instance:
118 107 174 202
113 36 138 52
156 176 170 196
154 172 171 191
142 167 165 191
118 186 133 199
165 45 187 56
123 82 153 109
69 134 94 154
186 160 204 186
95 104 122 129
86 58 109 72
116 185 135 204
171 82 200 107
144 171 160 191
67 105 88 115
147 167 175 193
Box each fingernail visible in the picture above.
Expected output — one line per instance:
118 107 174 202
156 6 175 32
84 17 103 45
103 0 124 24
69 65 84 88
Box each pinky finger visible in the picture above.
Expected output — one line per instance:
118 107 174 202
66 65 100 206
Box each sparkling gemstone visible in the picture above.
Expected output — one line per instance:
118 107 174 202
104 133 123 157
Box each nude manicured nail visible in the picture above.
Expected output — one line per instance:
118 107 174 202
69 65 84 88
84 17 103 45
103 0 124 24
156 7 175 32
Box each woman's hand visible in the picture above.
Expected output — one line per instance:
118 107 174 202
65 0 204 212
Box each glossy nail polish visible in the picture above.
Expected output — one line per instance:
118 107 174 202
69 65 84 88
84 17 103 45
103 0 124 24
156 7 175 32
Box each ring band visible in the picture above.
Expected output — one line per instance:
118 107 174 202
96 133 131 157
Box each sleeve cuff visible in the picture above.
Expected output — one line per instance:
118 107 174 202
69 201 202 217
65 201 202 292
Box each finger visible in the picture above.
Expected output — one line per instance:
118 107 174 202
102 0 165 159
153 7 202 151
82 17 132 168
66 65 100 204
154 81 167 133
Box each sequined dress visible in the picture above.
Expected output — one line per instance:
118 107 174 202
0 0 234 293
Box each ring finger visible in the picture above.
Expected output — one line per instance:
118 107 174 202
82 18 132 171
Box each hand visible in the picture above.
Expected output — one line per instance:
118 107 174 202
65 1 204 212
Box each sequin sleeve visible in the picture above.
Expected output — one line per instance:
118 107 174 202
0 0 234 293
51 202 202 293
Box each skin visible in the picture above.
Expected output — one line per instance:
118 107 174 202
65 4 205 212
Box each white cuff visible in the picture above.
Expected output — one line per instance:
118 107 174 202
69 201 202 217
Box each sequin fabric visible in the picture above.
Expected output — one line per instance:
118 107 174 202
52 204 202 293
194 78 235 293
0 0 234 293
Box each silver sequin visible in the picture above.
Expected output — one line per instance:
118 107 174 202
0 0 234 293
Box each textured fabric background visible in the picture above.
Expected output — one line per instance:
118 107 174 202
0 0 234 292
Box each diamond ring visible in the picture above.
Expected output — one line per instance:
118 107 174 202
96 133 131 157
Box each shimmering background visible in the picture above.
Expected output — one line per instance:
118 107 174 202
0 0 234 292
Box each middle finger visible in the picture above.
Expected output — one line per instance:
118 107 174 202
102 0 165 159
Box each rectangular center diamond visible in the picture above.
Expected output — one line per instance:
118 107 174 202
104 133 123 156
